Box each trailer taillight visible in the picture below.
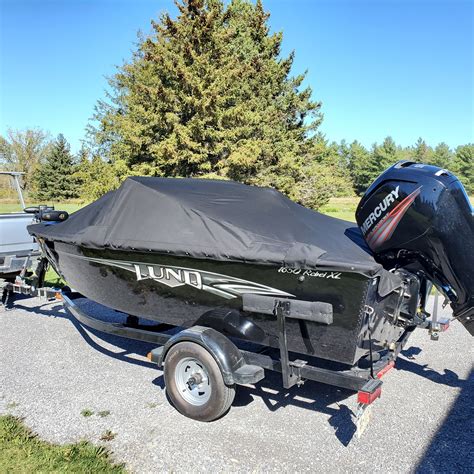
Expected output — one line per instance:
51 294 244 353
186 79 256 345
358 386 382 405
377 360 395 379
440 320 450 332
358 378 383 405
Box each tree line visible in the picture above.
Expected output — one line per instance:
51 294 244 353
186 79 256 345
1 129 471 207
1 0 472 207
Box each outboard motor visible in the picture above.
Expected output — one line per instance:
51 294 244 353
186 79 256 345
24 205 69 223
356 161 474 335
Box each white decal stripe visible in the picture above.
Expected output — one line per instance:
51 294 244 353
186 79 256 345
69 254 294 299
214 284 293 297
201 285 236 299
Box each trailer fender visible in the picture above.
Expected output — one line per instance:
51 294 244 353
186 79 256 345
148 326 264 386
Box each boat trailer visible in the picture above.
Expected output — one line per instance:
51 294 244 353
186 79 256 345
1 276 449 436
59 291 448 436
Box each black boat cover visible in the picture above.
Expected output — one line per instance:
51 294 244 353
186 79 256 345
29 177 399 288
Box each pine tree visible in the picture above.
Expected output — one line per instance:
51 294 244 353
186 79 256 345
34 134 78 201
74 154 129 201
452 144 474 194
412 137 433 163
89 0 321 200
430 142 453 169
295 137 353 208
370 136 400 180
347 140 372 194
375 137 400 169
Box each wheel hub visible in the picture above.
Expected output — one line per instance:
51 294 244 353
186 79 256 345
175 357 211 406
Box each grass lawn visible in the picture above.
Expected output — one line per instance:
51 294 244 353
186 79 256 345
2 194 472 223
0 201 84 215
319 197 358 222
0 415 124 473
0 198 359 220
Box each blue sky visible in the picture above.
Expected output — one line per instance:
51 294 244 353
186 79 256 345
0 0 472 153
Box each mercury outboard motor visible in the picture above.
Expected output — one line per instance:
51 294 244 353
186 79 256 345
356 161 474 335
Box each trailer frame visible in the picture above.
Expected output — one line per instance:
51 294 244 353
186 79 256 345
61 292 410 398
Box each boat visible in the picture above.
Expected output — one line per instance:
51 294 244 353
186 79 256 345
26 161 473 424
0 172 38 280
28 161 473 366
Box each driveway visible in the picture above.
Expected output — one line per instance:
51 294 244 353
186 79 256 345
1 296 472 472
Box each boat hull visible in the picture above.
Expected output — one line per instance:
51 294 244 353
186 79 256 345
46 241 405 366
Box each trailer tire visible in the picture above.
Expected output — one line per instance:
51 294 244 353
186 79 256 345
163 341 236 422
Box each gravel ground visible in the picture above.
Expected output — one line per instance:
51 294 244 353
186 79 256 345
1 295 472 473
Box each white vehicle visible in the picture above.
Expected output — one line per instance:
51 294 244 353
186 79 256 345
0 172 38 279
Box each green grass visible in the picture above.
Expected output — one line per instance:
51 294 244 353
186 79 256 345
1 197 358 221
0 415 125 473
2 194 472 223
0 201 84 214
321 195 474 222
320 196 358 222
44 267 65 288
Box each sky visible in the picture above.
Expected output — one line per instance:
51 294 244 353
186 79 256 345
0 0 472 153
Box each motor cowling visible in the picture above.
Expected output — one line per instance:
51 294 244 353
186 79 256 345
356 161 474 335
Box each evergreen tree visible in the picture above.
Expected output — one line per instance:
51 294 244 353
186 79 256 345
34 134 77 201
89 0 321 201
452 144 474 194
369 136 400 181
347 140 372 194
74 154 129 201
295 137 353 208
412 137 433 163
430 142 453 169
73 145 91 197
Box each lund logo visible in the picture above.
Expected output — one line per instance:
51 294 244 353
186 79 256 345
134 264 202 289
76 256 294 300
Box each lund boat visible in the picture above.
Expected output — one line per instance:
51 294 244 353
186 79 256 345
28 162 473 423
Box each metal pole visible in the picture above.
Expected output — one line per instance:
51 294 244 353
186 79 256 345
276 300 294 389
12 175 25 209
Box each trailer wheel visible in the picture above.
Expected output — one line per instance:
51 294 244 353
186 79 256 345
163 341 236 422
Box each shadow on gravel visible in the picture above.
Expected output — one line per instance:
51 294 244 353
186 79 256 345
415 368 474 473
16 297 467 448
398 347 468 388
10 298 359 445
2 295 64 318
233 370 357 446
77 319 359 445
8 297 159 370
